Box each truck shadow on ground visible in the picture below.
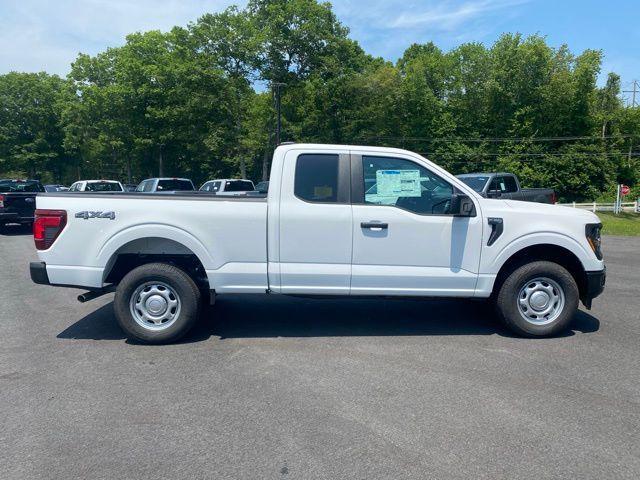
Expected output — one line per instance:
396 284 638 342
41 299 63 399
58 294 600 343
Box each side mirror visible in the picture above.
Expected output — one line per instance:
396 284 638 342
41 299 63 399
450 193 476 217
487 189 502 198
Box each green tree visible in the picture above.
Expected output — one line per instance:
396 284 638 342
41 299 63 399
0 72 68 180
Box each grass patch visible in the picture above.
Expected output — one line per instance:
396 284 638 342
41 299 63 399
597 212 640 236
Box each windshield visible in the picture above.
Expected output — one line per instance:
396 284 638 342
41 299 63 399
224 180 254 192
0 180 43 192
85 182 122 192
458 176 490 192
157 179 194 191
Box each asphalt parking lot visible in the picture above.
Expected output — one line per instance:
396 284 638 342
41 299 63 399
1 226 638 479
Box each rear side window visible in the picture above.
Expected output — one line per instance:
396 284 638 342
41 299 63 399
294 154 339 203
494 176 518 193
503 176 518 193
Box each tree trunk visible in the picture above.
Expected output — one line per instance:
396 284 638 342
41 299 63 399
158 146 164 177
240 158 246 178
262 149 270 181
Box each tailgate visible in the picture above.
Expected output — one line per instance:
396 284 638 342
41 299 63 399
2 194 37 218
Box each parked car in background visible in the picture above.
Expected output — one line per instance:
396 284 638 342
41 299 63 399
255 181 269 193
123 184 138 192
44 184 69 192
200 179 255 195
69 180 124 192
456 172 556 204
31 143 605 344
136 178 195 192
0 179 44 228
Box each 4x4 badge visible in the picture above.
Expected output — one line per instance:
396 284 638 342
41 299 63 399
75 211 116 220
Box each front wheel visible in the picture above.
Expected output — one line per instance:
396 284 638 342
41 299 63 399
495 261 579 337
114 262 201 344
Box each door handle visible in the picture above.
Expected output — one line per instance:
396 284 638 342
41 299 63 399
361 222 388 230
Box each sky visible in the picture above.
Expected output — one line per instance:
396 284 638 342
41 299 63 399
1 0 638 96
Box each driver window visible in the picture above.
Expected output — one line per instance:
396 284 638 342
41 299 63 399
362 156 453 214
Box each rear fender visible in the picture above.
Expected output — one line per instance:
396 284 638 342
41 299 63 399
97 224 214 273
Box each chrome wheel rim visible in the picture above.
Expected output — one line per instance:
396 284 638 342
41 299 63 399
517 277 565 326
129 282 181 331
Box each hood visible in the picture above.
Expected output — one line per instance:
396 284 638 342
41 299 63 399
501 199 600 222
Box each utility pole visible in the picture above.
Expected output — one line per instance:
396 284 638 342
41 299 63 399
623 80 638 107
158 143 164 177
272 82 286 145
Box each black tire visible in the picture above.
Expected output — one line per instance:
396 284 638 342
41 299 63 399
495 261 579 337
114 262 201 344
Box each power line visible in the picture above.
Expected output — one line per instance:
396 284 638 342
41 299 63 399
419 151 640 158
359 134 640 143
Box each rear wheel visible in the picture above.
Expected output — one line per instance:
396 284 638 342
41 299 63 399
495 261 579 337
114 262 201 344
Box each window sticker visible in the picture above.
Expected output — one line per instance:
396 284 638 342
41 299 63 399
376 169 421 198
313 185 333 199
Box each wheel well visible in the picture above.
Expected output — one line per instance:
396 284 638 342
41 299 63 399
103 238 209 290
493 244 587 299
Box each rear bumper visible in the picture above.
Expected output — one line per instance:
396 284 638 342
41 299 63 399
30 261 50 285
0 211 33 223
582 267 606 309
0 212 18 222
30 261 105 290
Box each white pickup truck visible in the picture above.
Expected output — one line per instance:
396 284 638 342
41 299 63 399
30 144 606 343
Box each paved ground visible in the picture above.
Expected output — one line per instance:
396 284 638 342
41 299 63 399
1 226 638 479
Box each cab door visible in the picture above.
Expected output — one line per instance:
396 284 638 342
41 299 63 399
276 149 353 294
350 151 483 296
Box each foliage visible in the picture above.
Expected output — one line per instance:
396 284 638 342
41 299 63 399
0 2 638 198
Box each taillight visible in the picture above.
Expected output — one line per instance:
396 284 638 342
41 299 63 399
551 192 557 204
0 194 4 208
34 209 67 250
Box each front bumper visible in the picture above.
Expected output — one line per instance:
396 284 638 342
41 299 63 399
582 266 606 309
30 261 50 285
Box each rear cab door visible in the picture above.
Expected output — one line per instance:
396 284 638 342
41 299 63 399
271 147 353 294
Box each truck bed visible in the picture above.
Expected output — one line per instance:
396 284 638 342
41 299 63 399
35 191 269 292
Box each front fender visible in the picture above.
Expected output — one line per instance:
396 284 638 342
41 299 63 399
486 231 599 274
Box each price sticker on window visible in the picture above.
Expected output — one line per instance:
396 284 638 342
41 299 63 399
376 170 421 197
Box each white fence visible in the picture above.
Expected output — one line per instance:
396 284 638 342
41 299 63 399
556 201 639 213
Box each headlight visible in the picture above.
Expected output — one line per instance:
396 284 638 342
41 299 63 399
585 223 603 260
